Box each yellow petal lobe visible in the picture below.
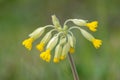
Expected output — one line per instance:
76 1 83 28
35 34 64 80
22 38 34 50
92 39 102 49
60 56 66 60
36 42 45 52
69 47 75 54
40 49 51 62
53 58 60 63
86 21 98 32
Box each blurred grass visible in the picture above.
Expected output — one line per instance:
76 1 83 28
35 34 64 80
0 0 120 80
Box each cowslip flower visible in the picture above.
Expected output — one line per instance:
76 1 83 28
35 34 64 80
36 31 52 52
70 19 98 32
22 15 102 63
79 28 102 49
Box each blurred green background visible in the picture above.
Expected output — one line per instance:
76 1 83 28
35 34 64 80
0 0 120 80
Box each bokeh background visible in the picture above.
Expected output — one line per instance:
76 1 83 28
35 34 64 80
0 0 120 80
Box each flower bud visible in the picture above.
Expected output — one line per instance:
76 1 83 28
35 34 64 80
68 34 74 47
29 27 45 39
41 31 52 44
80 28 94 41
73 35 76 46
72 19 87 26
46 35 58 50
59 37 66 45
52 15 61 28
53 44 62 63
63 25 68 30
60 42 70 60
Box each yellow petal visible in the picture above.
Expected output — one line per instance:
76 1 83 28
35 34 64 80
60 56 66 60
36 42 45 52
22 38 34 50
40 52 46 59
86 21 98 32
92 39 102 49
53 58 60 63
45 53 51 62
40 49 51 62
69 47 75 54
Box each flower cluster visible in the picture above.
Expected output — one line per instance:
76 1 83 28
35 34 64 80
22 15 102 63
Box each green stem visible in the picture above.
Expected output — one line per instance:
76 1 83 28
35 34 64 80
68 53 79 80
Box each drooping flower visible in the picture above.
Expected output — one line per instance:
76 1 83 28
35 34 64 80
53 44 62 63
79 28 102 49
40 35 59 62
22 27 45 50
71 19 98 32
36 31 52 52
22 15 102 63
60 42 70 60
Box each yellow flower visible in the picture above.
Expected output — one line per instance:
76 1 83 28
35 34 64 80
53 58 60 63
40 49 51 62
86 21 98 32
60 56 66 60
60 42 70 60
22 38 34 50
69 47 75 54
53 44 62 63
92 39 102 49
36 42 45 52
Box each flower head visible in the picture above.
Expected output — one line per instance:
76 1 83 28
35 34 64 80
22 15 102 63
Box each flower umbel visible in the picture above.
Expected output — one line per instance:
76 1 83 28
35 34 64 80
22 15 102 63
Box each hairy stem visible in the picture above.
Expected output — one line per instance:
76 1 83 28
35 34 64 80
68 53 79 80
